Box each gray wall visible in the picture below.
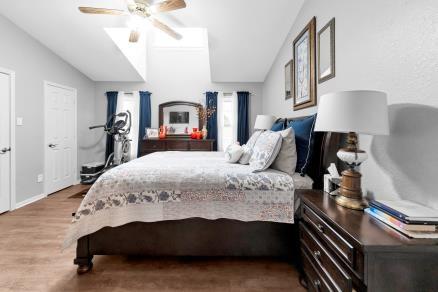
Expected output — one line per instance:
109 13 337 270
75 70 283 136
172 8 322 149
262 0 438 208
0 15 96 203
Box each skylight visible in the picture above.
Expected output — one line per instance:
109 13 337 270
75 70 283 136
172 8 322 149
153 28 207 49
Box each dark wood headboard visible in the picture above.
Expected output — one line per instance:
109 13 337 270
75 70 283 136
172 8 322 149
281 116 345 189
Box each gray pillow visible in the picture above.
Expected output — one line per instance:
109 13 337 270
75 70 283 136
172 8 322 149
270 127 297 175
238 131 262 165
249 131 283 172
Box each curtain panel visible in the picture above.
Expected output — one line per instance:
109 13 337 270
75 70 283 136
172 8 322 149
105 91 118 161
237 91 250 145
206 91 218 151
138 91 152 157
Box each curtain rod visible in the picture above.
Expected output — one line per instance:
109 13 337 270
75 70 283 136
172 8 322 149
203 92 255 96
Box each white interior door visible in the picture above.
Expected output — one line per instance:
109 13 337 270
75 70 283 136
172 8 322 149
0 71 12 213
44 82 77 195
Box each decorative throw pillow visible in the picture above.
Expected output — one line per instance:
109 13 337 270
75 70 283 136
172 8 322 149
249 131 283 172
224 143 244 163
271 119 287 132
270 127 297 176
238 131 262 165
288 114 317 175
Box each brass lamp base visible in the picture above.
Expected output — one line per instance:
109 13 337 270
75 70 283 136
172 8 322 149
335 192 368 210
336 168 368 210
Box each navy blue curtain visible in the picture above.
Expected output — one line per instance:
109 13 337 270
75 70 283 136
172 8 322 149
138 91 152 157
206 92 218 151
105 91 118 161
237 91 250 145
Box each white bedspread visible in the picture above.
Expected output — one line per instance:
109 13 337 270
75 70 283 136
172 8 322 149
64 152 300 248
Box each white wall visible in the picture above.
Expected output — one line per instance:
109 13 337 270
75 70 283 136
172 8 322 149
262 0 438 208
92 35 263 160
0 15 96 203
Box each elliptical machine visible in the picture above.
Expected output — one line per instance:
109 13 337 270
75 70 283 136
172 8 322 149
80 111 132 184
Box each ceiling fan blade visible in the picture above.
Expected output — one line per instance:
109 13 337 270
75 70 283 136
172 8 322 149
149 0 186 13
133 0 151 5
79 7 127 15
129 30 141 42
151 18 182 39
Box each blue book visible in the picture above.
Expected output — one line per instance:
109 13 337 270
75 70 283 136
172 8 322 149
369 200 438 225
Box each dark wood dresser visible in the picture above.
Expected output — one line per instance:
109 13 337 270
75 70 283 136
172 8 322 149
297 190 438 292
139 138 215 156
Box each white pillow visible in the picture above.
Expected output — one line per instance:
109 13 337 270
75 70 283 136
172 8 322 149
249 131 283 172
270 127 297 175
238 131 262 165
224 143 243 163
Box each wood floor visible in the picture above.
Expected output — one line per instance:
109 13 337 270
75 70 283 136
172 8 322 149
0 185 305 292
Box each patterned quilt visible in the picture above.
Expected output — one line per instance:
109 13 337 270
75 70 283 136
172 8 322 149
63 151 298 248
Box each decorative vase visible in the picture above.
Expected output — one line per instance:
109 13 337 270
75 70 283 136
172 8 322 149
202 126 208 140
191 128 198 139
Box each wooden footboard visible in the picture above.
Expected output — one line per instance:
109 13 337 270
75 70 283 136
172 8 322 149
74 218 300 274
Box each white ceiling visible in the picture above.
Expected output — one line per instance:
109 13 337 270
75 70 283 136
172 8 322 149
0 0 305 83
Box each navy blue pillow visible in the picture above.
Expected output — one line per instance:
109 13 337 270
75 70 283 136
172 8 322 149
271 119 287 132
288 114 317 175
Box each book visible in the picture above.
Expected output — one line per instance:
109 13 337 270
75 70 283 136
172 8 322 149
365 208 438 239
369 200 438 224
368 207 436 232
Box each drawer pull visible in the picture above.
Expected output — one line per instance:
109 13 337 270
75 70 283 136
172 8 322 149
316 223 324 233
313 250 321 260
313 279 321 291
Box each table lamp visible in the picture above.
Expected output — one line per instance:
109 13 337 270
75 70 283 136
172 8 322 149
314 90 389 210
254 115 276 131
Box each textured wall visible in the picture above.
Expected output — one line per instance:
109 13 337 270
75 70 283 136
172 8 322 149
262 0 438 207
0 15 96 203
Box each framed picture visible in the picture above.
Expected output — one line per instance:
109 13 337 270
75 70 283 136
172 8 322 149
318 18 335 83
145 128 159 139
285 60 293 100
293 17 317 110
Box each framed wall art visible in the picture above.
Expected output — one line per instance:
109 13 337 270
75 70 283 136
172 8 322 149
318 18 335 83
293 17 317 110
285 59 293 100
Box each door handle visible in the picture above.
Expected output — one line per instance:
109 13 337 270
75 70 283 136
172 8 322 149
0 147 11 154
48 144 58 148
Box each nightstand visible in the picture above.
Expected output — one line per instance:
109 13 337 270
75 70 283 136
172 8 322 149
296 190 438 292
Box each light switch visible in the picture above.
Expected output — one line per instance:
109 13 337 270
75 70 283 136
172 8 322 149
37 174 43 183
16 117 23 126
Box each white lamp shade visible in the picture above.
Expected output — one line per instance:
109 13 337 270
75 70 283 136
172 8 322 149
314 90 389 135
254 115 276 130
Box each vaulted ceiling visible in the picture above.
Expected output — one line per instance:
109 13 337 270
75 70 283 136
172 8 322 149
0 0 304 82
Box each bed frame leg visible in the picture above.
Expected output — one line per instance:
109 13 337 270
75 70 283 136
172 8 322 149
75 236 93 274
74 256 93 274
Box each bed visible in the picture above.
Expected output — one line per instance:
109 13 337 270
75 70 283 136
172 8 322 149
67 116 343 274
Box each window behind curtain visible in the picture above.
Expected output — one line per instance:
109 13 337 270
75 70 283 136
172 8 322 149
218 92 238 151
115 92 139 160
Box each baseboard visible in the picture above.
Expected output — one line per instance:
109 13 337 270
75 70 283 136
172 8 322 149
15 193 47 209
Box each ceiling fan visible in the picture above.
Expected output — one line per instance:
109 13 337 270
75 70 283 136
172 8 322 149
78 0 186 42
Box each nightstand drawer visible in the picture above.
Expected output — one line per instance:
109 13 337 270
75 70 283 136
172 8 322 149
302 247 333 292
302 204 355 267
300 222 352 292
